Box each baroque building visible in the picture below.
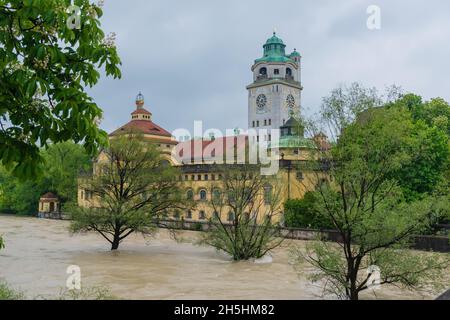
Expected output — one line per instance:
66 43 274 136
78 33 328 223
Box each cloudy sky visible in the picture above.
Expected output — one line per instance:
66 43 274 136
88 0 450 135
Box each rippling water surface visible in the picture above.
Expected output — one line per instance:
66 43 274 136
0 215 439 300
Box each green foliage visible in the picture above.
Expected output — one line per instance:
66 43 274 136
0 281 24 300
41 141 91 202
50 286 117 300
284 192 333 229
297 84 450 300
201 165 284 261
387 94 450 199
0 141 91 214
70 135 191 250
395 94 450 136
0 0 121 178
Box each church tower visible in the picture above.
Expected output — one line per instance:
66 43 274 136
247 32 302 141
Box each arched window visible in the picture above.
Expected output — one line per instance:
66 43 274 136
228 191 236 204
264 184 273 205
259 67 267 75
186 210 192 219
199 210 206 220
227 211 235 222
186 190 194 200
212 188 221 202
286 68 292 76
199 189 207 201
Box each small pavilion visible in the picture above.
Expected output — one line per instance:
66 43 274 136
38 192 60 218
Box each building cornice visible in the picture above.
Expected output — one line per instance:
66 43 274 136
246 79 303 90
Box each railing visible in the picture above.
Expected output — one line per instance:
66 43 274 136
255 74 299 85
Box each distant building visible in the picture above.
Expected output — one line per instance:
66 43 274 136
78 33 329 223
38 192 60 218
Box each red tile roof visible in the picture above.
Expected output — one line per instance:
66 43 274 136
131 108 152 115
40 192 58 200
109 120 173 137
175 135 248 163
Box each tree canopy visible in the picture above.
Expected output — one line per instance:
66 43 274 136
0 141 91 214
70 135 191 250
295 84 450 300
0 0 121 178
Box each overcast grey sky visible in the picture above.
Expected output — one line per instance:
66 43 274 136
88 0 450 134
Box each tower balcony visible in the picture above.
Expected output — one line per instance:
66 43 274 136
255 74 299 85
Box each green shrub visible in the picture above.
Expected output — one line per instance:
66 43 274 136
193 222 204 231
0 281 24 300
284 192 334 229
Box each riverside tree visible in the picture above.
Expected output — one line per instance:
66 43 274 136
294 84 450 300
0 0 121 178
201 165 284 261
70 135 190 250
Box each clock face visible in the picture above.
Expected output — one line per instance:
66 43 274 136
256 94 267 113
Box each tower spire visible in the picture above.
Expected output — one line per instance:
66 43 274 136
136 92 144 109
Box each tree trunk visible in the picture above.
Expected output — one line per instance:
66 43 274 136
349 273 359 300
350 290 359 300
111 234 120 250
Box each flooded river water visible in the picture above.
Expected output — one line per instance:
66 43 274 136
0 215 442 300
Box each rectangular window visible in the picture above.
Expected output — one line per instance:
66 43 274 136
191 175 195 181
212 174 216 181
252 121 255 127
204 174 208 181
198 174 202 181
269 119 271 125
256 121 259 127
274 69 280 75
264 120 267 126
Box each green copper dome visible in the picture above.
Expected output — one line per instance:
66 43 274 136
255 32 296 64
265 33 285 45
289 49 301 57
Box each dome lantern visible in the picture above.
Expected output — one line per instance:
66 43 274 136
136 92 145 109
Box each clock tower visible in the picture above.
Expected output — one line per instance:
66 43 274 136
247 32 302 141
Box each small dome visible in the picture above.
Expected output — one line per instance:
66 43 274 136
265 32 285 45
290 48 301 57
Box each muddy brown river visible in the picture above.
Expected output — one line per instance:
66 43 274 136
0 215 443 300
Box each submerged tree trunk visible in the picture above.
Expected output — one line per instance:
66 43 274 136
111 238 120 250
111 230 120 250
